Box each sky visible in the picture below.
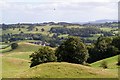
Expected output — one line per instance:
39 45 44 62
0 0 119 24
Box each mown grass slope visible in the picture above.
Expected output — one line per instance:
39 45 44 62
18 62 118 78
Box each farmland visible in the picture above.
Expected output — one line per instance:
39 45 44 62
0 22 119 78
1 42 119 78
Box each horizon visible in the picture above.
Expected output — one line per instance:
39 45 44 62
0 0 118 24
0 19 118 25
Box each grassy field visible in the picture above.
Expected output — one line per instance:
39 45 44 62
100 27 117 32
2 25 84 35
2 56 30 78
2 25 62 36
18 62 118 78
5 52 31 60
11 42 41 52
0 42 41 54
1 42 37 78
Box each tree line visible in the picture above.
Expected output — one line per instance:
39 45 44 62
50 27 114 37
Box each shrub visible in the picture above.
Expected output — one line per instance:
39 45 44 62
30 46 57 67
117 55 120 66
100 60 108 69
11 43 18 49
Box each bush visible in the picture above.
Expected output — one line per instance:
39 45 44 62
11 43 18 49
100 60 108 69
55 36 89 64
117 55 120 66
30 46 57 67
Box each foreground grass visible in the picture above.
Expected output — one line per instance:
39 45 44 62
2 56 30 78
5 52 31 60
18 62 118 78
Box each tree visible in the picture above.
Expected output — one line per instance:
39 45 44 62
55 36 89 64
41 28 45 32
11 43 18 49
19 28 21 31
96 37 119 57
36 28 38 31
95 37 112 52
87 36 119 63
30 46 57 67
112 36 120 51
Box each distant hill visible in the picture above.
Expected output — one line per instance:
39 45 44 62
74 19 117 24
89 19 118 24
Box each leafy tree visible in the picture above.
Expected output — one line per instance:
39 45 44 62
95 37 119 57
30 46 57 67
41 28 45 32
112 36 120 51
95 37 112 51
11 43 18 49
56 36 89 64
36 28 38 31
19 28 21 31
87 36 119 63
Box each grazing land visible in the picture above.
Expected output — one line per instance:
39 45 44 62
0 22 119 78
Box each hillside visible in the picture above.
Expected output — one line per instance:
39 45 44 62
2 42 40 78
4 42 54 60
18 62 117 78
91 55 119 69
11 42 41 52
2 56 29 78
1 42 119 78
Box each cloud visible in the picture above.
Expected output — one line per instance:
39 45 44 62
0 0 118 23
2 0 120 2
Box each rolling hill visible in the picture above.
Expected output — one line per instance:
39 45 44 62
1 42 119 78
18 62 118 78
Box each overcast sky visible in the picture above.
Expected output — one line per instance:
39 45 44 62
0 0 119 24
